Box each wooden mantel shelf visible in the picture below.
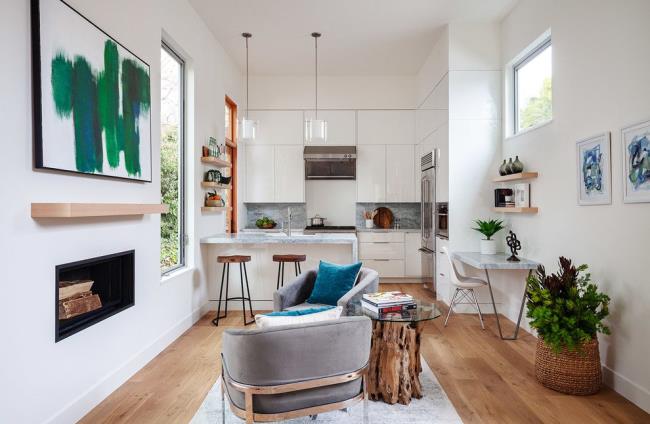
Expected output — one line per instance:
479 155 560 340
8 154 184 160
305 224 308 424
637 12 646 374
31 203 169 218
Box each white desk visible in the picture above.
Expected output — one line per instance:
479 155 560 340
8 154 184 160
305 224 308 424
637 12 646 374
451 252 540 340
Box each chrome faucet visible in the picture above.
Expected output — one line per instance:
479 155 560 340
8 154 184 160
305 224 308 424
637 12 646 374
285 207 292 236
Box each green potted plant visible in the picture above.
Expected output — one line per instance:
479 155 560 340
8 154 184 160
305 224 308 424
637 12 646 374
526 257 610 395
472 219 504 254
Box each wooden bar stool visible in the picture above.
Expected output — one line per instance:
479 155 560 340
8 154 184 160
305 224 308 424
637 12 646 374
213 255 254 326
272 254 307 290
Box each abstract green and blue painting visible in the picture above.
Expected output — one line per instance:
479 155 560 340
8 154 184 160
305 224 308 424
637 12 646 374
576 133 611 206
33 0 151 181
622 120 650 203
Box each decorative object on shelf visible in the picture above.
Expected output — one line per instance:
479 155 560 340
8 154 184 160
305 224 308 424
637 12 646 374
204 169 222 183
202 146 210 157
362 210 378 228
499 160 508 176
472 219 504 255
512 156 524 173
208 136 220 157
621 120 650 203
576 132 611 205
505 231 521 262
514 183 530 207
526 257 610 395
255 216 277 229
373 207 394 229
494 188 514 207
304 32 327 143
219 175 232 185
505 158 514 174
240 33 258 140
205 192 225 207
32 0 152 182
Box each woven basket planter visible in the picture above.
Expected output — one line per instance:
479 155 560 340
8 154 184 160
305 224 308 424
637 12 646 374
535 338 602 395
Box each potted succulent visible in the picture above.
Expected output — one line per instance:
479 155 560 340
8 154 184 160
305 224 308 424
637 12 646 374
472 219 504 254
526 257 610 395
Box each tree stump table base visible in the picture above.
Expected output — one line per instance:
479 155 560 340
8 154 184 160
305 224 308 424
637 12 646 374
367 320 423 405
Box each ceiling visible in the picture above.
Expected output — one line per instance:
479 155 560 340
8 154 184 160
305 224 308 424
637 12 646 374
189 0 517 76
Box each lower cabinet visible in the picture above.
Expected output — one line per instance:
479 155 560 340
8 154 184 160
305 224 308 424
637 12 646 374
435 236 451 305
359 231 424 279
363 259 405 278
404 232 422 277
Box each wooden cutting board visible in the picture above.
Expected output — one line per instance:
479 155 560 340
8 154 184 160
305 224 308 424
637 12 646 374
373 207 394 229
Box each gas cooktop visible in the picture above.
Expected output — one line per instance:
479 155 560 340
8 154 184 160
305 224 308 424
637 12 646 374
303 225 356 233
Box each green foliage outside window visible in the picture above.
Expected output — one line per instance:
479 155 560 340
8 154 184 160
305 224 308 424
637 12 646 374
519 77 552 130
526 257 610 353
161 125 180 271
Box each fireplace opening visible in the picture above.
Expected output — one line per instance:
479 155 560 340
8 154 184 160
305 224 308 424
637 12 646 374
56 250 135 342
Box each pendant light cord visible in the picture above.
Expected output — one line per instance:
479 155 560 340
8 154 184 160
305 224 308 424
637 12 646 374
246 35 249 119
315 35 318 120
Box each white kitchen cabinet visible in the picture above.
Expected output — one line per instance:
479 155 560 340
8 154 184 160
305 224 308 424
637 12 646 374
386 145 415 202
435 123 449 202
404 232 422 277
363 260 405 278
303 110 356 145
357 110 415 145
274 145 304 202
359 242 404 260
246 111 303 145
435 236 451 305
245 145 275 202
356 145 386 202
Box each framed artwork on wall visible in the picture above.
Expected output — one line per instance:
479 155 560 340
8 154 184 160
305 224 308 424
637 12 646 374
31 0 152 182
514 183 530 208
576 132 611 205
621 120 650 203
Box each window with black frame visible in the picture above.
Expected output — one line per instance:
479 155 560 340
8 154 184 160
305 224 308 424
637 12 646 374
160 43 185 274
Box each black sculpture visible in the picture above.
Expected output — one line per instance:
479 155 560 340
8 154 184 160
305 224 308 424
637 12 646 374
506 231 521 262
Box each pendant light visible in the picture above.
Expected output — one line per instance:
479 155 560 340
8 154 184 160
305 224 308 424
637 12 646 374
240 32 257 141
305 32 327 143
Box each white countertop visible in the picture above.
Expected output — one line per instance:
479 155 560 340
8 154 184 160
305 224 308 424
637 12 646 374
200 232 357 245
355 228 420 233
451 252 540 270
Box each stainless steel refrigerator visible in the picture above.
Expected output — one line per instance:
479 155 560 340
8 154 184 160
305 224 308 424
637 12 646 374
419 149 438 293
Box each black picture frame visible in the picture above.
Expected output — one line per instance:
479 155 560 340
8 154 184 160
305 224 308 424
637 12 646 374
31 0 153 182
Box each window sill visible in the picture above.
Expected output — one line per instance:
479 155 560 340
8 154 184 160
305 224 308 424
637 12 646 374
161 266 194 285
505 119 553 141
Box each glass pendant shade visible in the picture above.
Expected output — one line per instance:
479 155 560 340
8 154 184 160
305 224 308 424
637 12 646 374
304 119 327 143
240 118 258 140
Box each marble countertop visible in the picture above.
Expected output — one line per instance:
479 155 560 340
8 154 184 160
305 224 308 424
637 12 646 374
201 232 357 244
451 252 540 270
355 228 420 233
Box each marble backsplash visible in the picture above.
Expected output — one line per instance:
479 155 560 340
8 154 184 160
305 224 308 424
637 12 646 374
244 203 307 229
355 203 421 229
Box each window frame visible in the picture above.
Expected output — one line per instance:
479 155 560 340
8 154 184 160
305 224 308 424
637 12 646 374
513 36 552 134
160 41 186 276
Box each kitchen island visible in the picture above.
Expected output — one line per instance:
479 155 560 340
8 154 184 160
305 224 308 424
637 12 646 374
200 232 358 310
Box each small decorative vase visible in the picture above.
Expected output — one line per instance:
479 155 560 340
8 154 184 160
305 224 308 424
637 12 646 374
512 156 524 173
505 158 514 175
499 160 508 176
365 219 374 229
480 239 497 255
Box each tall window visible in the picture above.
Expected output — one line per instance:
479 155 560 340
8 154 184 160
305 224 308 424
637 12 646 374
514 37 552 133
160 43 185 274
225 96 238 233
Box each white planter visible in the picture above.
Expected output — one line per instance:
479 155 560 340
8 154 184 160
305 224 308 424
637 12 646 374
480 239 497 255
365 219 374 229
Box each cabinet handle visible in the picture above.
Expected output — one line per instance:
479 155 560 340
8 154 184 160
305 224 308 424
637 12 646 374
374 259 390 262
372 241 391 244
439 273 445 276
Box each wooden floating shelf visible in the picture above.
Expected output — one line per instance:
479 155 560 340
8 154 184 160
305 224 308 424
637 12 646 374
493 172 538 182
200 156 232 168
493 207 539 214
200 182 232 190
31 203 169 218
201 206 232 213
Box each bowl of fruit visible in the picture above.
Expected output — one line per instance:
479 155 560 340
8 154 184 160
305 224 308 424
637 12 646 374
256 216 277 229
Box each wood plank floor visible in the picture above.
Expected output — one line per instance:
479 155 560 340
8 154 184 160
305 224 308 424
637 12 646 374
80 283 649 423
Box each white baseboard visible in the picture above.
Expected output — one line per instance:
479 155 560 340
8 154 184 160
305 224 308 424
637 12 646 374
603 364 650 414
45 303 208 424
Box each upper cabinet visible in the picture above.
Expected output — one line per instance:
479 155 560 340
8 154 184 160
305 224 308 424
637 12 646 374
357 110 415 145
386 145 415 202
356 145 386 202
274 145 304 202
245 145 275 202
303 110 356 145
245 111 303 145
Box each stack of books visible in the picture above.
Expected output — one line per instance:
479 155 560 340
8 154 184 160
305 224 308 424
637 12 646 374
361 291 417 314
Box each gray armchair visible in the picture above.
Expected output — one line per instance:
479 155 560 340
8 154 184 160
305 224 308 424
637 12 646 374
273 267 380 315
221 316 372 423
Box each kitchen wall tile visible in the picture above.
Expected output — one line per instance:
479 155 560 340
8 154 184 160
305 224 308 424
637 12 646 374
245 203 307 229
356 203 421 229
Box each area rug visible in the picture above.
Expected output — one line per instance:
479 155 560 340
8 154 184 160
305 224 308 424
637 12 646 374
191 358 462 423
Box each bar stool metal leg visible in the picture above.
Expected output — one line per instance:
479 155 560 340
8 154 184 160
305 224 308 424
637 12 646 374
238 263 254 326
280 261 285 288
276 262 282 291
243 262 254 318
213 263 228 326
297 261 302 275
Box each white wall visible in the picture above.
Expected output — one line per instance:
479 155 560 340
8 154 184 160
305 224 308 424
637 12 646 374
0 1 241 422
500 0 650 413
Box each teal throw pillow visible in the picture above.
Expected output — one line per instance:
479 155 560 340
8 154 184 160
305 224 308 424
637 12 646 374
307 261 362 306
265 306 335 317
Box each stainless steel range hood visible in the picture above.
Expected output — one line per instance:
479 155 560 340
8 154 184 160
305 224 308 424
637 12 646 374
304 146 356 180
